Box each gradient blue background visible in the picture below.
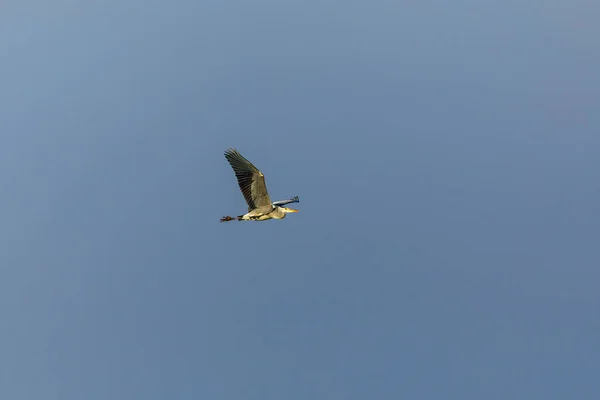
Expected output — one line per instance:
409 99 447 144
1 1 599 399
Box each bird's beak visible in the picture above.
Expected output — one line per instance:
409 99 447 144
286 208 299 213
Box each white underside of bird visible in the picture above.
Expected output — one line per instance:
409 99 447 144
239 205 298 221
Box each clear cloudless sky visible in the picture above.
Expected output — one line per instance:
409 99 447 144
1 1 599 399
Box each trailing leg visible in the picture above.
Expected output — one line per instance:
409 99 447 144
220 215 245 222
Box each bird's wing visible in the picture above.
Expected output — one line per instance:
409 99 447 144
224 148 272 210
272 196 299 206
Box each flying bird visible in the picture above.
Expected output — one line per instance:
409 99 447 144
221 148 300 222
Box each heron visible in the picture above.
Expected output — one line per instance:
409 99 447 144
220 148 300 222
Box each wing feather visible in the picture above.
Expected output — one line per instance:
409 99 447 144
224 148 271 210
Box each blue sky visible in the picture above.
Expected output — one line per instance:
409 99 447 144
1 1 599 399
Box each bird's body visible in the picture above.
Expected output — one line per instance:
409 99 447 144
223 204 288 222
221 148 299 222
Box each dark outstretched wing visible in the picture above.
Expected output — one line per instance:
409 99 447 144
224 148 271 210
272 196 300 206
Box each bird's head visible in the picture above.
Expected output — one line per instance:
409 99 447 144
282 207 299 214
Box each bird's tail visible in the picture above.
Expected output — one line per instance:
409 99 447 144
220 215 243 222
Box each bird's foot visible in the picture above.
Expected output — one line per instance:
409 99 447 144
220 216 235 222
